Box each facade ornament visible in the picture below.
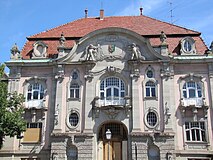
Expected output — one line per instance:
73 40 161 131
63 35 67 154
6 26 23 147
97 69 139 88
59 32 66 47
130 43 145 60
164 102 171 124
85 44 99 61
32 41 48 59
130 68 140 78
103 106 119 119
54 104 59 125
10 43 21 60
55 65 64 82
106 66 117 73
84 62 95 81
160 62 174 78
160 31 167 44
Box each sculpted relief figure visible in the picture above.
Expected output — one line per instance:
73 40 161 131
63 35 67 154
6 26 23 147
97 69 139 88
131 43 145 60
85 44 99 61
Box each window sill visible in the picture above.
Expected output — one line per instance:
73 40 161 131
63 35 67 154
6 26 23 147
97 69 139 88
67 98 81 102
144 97 158 100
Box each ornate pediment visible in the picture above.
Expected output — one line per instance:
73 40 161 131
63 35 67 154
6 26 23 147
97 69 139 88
56 28 168 63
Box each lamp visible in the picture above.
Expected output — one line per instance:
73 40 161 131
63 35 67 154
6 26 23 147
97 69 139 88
106 129 111 160
106 129 112 140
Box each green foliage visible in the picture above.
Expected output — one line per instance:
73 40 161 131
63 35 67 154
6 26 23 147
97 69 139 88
0 64 26 149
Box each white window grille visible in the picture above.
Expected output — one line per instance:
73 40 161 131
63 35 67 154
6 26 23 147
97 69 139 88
145 81 156 97
70 83 80 99
27 83 44 100
183 81 202 98
146 112 158 127
100 77 125 106
185 121 206 142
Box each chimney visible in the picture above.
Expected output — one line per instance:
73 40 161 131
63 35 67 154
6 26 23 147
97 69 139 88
140 7 143 15
100 9 104 20
85 8 88 18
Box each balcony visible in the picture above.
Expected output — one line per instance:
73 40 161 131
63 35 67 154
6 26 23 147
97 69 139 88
99 97 125 106
92 96 131 118
25 100 45 109
95 96 131 107
180 97 205 108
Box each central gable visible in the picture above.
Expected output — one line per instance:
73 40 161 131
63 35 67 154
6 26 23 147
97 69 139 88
57 27 168 63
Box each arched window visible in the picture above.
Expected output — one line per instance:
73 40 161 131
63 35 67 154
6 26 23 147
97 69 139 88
145 81 156 97
100 77 125 105
148 145 160 160
183 81 202 98
27 83 44 100
185 122 206 142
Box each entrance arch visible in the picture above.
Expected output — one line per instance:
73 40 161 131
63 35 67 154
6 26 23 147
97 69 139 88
98 122 128 160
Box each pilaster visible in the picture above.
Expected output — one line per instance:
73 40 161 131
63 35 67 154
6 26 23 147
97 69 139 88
53 65 65 132
161 62 174 131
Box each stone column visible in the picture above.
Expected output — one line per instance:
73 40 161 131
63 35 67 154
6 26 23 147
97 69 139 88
161 62 174 131
53 65 64 132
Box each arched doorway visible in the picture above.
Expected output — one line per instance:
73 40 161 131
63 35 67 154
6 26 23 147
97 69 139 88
148 144 160 160
98 122 128 160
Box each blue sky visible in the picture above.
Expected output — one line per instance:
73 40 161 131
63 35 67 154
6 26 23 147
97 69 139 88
0 0 213 66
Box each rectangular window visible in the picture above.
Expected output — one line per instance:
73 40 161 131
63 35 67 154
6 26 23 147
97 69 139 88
23 123 42 143
185 122 206 142
146 88 150 97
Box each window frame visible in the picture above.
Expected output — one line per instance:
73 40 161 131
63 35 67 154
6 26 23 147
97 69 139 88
184 121 207 142
27 83 45 101
145 81 156 98
183 81 202 99
23 122 42 143
144 109 159 129
70 83 80 99
66 109 80 130
180 37 196 55
179 74 205 100
67 69 82 101
100 76 126 102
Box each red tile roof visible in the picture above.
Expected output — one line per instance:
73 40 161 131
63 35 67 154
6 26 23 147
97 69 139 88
21 15 207 59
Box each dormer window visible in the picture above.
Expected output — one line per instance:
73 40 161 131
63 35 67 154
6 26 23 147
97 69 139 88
184 40 192 52
180 37 196 55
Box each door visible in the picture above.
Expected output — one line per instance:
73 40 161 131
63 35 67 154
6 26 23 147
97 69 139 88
104 141 122 160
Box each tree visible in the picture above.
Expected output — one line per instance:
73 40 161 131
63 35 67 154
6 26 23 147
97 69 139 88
0 64 26 149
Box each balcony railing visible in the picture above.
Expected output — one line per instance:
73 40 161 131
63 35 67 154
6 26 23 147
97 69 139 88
25 100 44 109
181 97 205 108
96 96 129 107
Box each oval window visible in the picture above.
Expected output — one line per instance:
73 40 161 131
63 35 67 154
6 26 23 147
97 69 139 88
69 113 79 127
146 112 158 127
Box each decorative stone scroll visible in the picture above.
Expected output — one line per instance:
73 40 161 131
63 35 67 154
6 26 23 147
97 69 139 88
32 41 48 59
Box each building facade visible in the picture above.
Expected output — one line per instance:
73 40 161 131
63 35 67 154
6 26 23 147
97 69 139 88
1 9 213 160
